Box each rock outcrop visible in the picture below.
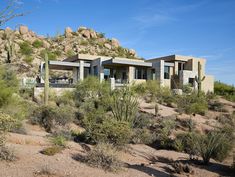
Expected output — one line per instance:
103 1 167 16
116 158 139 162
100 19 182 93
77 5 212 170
0 25 140 78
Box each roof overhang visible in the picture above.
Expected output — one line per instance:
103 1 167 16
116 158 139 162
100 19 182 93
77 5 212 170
102 59 152 67
48 61 90 70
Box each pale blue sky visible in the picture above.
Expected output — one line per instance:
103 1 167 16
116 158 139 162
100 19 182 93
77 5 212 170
1 0 235 85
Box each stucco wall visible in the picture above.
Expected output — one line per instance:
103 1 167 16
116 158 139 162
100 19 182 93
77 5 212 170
202 75 214 93
34 87 75 103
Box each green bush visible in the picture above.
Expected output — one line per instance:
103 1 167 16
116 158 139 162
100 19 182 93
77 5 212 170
110 87 138 126
19 41 33 55
194 131 232 164
32 40 43 48
83 143 122 172
176 92 208 115
30 105 75 132
132 128 156 144
40 146 63 156
0 66 18 107
0 146 15 161
23 55 33 64
40 49 58 60
214 81 235 102
66 49 75 57
157 118 176 149
82 110 132 146
74 76 110 108
51 135 66 147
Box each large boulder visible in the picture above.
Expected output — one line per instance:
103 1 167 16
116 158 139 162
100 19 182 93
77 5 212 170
104 43 112 50
65 27 73 38
129 49 137 57
43 40 50 49
19 25 29 35
90 30 97 39
81 29 91 39
111 38 120 48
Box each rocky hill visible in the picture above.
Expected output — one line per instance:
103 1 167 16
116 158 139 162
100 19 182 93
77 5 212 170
0 26 138 78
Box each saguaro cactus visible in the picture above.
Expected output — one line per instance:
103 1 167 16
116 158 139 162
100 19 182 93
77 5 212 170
195 61 205 94
44 53 49 105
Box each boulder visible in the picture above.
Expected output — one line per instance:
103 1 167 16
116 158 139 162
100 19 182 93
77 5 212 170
65 27 73 38
78 26 87 31
43 40 50 49
5 27 12 35
111 38 120 48
104 43 112 50
90 30 97 38
19 25 29 35
81 29 91 39
129 49 137 57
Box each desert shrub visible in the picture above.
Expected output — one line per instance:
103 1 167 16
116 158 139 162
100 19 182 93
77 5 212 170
157 118 176 149
132 128 156 144
176 92 208 115
31 105 75 132
0 66 18 107
194 131 232 164
176 129 233 164
66 49 75 57
82 111 132 146
0 146 15 161
80 40 89 46
214 81 235 102
208 100 224 111
74 76 110 109
40 49 57 60
19 88 33 100
182 84 193 94
23 55 33 64
133 112 154 129
32 39 43 48
55 90 75 106
19 41 33 55
0 112 17 161
51 135 67 147
110 87 138 126
83 143 122 172
40 146 63 156
97 33 105 38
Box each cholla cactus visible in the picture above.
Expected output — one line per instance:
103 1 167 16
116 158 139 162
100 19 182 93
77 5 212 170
5 32 15 63
195 61 205 94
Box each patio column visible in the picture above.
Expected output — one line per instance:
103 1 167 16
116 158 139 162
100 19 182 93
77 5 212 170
128 66 135 83
73 67 78 84
147 68 152 80
99 66 104 82
79 60 84 81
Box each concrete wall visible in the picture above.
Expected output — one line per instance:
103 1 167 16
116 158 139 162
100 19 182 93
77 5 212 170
33 87 75 103
202 75 214 93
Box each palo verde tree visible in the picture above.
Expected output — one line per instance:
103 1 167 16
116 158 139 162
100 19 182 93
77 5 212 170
0 0 24 27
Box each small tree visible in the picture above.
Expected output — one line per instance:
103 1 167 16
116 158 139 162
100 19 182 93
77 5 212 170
0 0 24 26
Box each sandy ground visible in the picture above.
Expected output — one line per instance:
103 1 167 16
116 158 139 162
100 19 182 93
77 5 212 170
0 97 234 177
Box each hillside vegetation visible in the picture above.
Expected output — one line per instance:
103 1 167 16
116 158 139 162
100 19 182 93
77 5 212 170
0 26 139 78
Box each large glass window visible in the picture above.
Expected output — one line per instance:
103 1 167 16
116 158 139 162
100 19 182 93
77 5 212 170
164 66 170 79
135 67 147 79
93 66 98 76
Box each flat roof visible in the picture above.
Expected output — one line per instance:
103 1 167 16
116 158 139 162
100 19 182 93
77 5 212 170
147 54 205 62
102 58 152 67
48 60 90 70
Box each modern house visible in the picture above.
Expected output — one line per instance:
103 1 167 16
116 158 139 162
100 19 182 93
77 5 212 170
38 54 214 93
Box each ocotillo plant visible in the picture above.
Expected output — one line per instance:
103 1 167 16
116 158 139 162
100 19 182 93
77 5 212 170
44 52 49 106
195 61 205 95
